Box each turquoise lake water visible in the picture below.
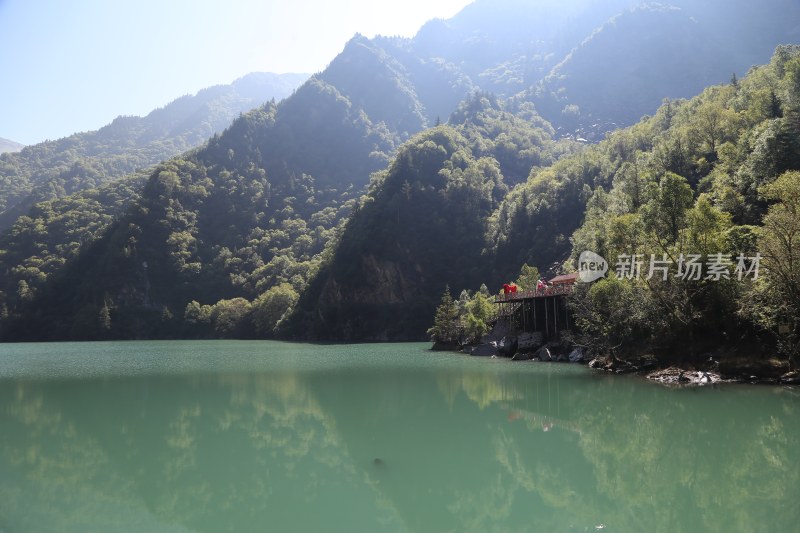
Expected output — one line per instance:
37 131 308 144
0 340 798 532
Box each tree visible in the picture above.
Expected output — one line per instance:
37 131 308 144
692 98 738 157
686 194 732 256
16 280 32 302
210 298 252 337
463 290 493 343
515 263 540 291
610 162 650 213
184 300 212 326
643 172 694 245
428 286 459 345
253 283 299 336
757 171 800 357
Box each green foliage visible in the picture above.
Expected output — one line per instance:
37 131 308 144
463 290 494 343
552 47 800 361
641 172 694 244
428 287 459 344
0 56 431 340
286 95 564 340
515 263 540 292
252 283 299 336
5 21 800 347
427 285 495 346
752 170 800 359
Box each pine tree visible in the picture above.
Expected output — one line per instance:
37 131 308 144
428 286 459 344
768 89 783 118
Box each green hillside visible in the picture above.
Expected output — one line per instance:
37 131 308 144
3 1 800 344
446 46 800 363
0 73 308 230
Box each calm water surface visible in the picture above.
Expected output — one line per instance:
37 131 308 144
0 341 798 532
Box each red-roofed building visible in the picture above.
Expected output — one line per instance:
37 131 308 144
549 273 579 286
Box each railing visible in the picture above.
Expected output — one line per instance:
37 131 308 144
494 284 574 303
495 301 522 317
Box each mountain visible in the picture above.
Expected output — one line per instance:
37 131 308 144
3 0 800 342
292 44 800 343
0 137 24 155
440 45 800 362
0 72 309 230
284 94 567 340
527 1 800 139
0 71 409 340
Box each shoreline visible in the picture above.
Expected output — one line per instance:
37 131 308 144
440 340 800 387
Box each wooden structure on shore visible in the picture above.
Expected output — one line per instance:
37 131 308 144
493 274 578 340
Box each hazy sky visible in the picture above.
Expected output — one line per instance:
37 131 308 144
0 0 471 145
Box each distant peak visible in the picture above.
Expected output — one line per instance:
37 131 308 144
0 137 25 154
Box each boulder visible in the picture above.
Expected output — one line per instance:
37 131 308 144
431 340 459 351
646 367 722 386
467 344 499 357
779 370 800 384
535 346 552 361
498 336 518 357
588 357 605 369
512 351 533 361
517 332 543 350
568 348 585 363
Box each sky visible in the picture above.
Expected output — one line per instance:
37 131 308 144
0 0 472 145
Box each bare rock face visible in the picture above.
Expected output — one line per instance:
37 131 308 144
321 254 415 308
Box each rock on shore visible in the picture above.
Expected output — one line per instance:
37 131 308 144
646 367 722 386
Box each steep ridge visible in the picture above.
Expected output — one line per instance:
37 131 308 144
527 1 800 137
0 72 308 229
284 94 569 340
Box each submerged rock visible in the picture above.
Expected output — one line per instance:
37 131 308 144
430 340 459 351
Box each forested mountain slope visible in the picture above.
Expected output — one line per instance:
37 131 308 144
3 1 800 343
526 1 800 138
0 72 308 229
296 45 800 344
285 94 571 340
0 66 423 340
433 46 800 362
